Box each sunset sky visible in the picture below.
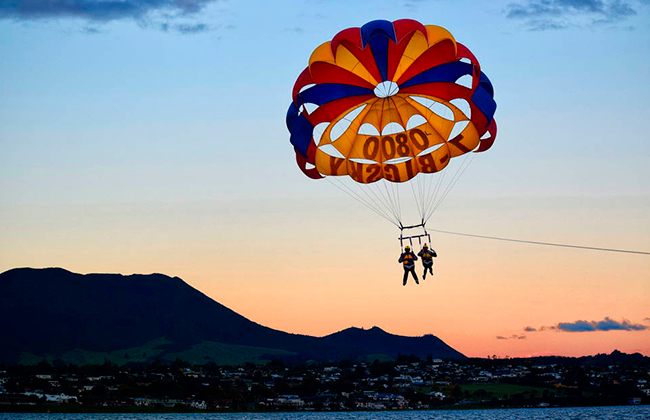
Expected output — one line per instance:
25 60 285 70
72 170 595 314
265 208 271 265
1 0 649 358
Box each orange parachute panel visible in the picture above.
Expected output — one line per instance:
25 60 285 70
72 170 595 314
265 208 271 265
287 19 497 183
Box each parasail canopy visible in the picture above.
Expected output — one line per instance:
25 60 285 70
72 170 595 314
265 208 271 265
286 19 497 229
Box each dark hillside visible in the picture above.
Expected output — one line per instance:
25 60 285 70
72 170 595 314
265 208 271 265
0 267 465 364
322 326 466 360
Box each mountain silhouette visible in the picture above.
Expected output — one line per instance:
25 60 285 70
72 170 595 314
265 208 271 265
0 267 466 365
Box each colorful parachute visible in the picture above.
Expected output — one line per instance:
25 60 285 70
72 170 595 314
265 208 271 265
286 19 496 230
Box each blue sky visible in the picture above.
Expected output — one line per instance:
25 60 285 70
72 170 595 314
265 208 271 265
1 0 649 357
2 0 649 202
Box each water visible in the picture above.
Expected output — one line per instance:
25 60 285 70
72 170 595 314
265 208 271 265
1 406 649 420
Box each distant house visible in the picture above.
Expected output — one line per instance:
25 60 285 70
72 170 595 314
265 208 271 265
24 392 77 404
357 401 386 409
271 395 304 407
427 391 445 399
190 400 207 410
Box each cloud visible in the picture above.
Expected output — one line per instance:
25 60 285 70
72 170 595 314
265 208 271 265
559 317 648 332
528 317 648 333
159 22 210 34
285 26 306 34
404 0 428 10
496 334 527 340
0 0 222 33
527 18 570 30
82 26 102 34
504 0 646 30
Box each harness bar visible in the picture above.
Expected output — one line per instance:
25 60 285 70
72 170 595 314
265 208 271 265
399 221 432 251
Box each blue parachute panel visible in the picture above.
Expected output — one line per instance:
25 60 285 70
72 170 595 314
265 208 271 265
360 20 396 47
399 62 473 88
472 84 497 124
286 102 314 158
297 83 374 106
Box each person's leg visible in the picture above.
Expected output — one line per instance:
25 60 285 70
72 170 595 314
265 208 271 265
411 268 419 284
403 268 409 286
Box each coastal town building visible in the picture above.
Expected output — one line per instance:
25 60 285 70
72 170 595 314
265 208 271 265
0 354 648 411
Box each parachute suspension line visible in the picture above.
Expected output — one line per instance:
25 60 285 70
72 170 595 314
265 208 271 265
326 177 397 226
422 171 431 219
429 228 650 256
415 172 426 222
381 180 402 226
372 181 403 226
407 173 423 223
356 180 402 225
426 152 476 222
423 168 436 220
432 154 461 211
393 180 403 224
423 152 473 223
365 180 400 225
409 180 425 223
379 182 403 226
420 176 430 216
424 167 447 220
325 177 399 227
353 180 395 222
351 182 401 227
422 162 448 223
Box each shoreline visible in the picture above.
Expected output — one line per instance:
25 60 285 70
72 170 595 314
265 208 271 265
1 402 647 414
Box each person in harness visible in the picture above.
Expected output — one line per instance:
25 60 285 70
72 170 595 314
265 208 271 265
418 244 437 279
398 246 419 286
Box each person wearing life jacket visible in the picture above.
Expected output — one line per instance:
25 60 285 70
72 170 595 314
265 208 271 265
398 246 419 286
418 244 437 279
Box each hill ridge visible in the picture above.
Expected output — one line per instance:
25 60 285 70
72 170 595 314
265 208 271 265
0 267 466 365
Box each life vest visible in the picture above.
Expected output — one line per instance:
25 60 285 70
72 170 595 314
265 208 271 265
402 253 415 266
420 250 433 260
